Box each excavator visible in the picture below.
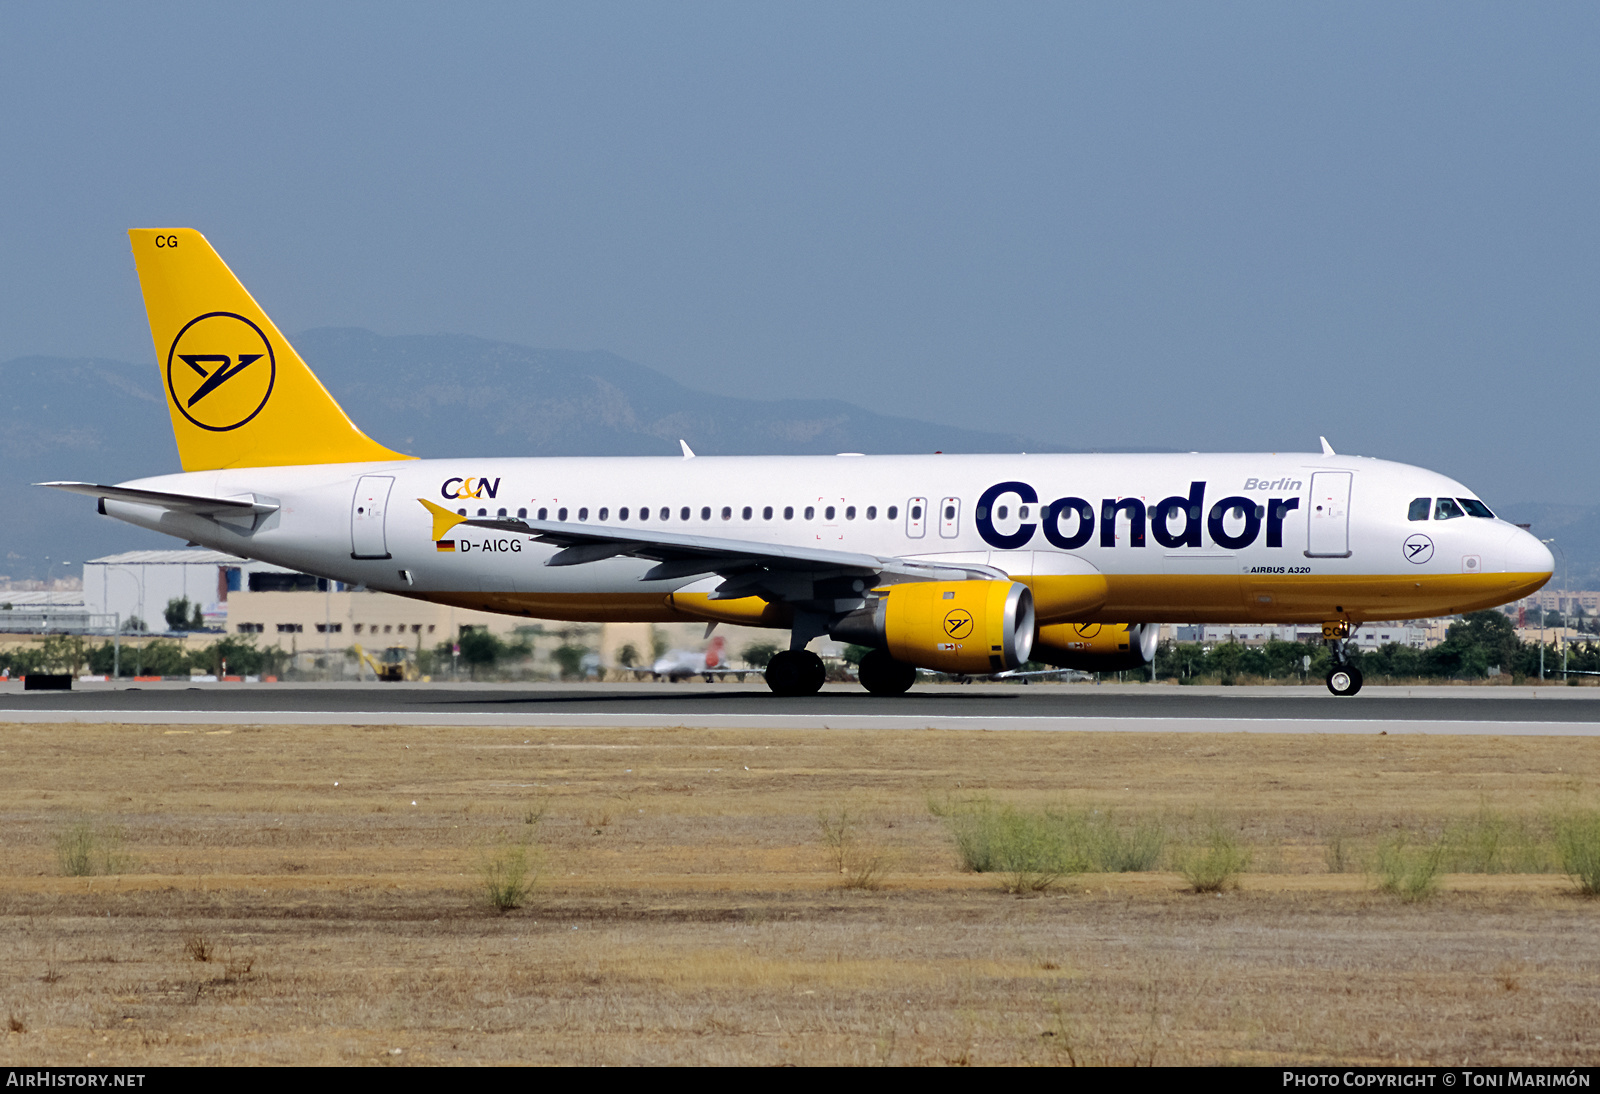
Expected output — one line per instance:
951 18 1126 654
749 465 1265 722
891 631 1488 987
352 644 422 682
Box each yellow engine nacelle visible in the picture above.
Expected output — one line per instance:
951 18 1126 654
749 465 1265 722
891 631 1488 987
1031 622 1159 672
832 580 1035 674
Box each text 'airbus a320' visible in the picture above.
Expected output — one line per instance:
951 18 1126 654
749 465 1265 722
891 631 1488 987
41 230 1553 696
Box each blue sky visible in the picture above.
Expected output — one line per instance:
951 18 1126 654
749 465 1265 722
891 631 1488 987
2 3 1596 505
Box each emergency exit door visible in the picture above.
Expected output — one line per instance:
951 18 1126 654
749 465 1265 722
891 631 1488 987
1306 472 1352 558
351 475 394 560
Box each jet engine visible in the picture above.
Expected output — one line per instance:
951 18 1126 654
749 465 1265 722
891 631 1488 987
1030 622 1159 672
832 579 1035 674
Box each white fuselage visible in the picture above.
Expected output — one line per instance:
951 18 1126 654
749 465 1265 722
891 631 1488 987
99 451 1553 627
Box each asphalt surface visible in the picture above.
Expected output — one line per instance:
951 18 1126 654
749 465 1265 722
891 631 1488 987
1 681 1597 734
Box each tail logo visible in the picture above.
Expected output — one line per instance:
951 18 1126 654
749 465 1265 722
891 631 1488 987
165 311 277 431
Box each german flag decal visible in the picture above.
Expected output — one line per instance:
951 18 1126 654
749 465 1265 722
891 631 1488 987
436 540 456 552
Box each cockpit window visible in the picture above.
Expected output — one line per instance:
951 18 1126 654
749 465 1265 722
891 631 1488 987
1408 498 1431 521
1457 498 1495 519
1434 498 1464 520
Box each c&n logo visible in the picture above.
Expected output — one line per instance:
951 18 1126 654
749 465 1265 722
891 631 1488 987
166 312 276 432
441 477 501 501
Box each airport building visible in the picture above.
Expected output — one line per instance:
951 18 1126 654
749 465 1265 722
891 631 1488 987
1169 622 1435 649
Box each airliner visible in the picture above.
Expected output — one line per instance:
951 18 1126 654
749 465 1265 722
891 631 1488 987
40 230 1553 697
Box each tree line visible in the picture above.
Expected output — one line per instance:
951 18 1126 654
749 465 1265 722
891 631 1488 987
1152 611 1588 684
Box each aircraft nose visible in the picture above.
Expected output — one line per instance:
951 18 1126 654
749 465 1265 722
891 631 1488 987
1502 527 1554 578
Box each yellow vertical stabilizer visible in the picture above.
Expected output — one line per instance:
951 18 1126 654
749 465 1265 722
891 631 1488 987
129 229 412 470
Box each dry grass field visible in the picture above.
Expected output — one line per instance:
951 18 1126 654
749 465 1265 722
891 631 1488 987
0 720 1597 1066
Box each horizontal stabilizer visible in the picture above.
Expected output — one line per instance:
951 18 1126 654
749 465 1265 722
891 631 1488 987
37 481 279 516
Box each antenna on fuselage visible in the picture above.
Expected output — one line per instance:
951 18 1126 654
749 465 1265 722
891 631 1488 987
680 439 696 459
1319 436 1336 456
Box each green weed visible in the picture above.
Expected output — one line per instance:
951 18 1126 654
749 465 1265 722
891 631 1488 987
1174 821 1251 893
54 819 132 877
1553 809 1600 895
1373 832 1446 902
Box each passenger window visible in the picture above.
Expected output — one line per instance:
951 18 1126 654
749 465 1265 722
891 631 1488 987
845 506 856 520
517 508 527 519
619 507 629 521
866 506 876 520
679 507 689 521
1019 506 1029 519
1408 498 1430 521
824 506 835 520
578 508 589 521
497 508 507 518
701 507 711 521
1458 498 1495 518
804 506 815 520
996 505 1007 520
477 508 487 517
597 507 608 521
784 506 794 520
1434 498 1464 520
557 507 567 521
911 505 922 520
763 506 773 520
742 506 752 520
456 508 466 516
537 507 548 520
887 506 897 520
721 506 731 520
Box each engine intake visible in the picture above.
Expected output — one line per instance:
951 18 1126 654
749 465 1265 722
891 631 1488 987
832 579 1035 674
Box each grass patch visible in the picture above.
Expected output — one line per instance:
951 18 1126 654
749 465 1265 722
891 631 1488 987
934 799 1167 892
54 818 132 877
1553 809 1600 895
479 830 539 913
818 808 890 890
1174 820 1251 892
1442 805 1549 874
1373 832 1446 902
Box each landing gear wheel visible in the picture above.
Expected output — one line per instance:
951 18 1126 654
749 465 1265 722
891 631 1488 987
857 649 916 696
1326 666 1363 696
764 650 826 697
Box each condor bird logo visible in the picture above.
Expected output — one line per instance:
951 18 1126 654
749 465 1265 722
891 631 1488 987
165 312 276 431
943 609 974 640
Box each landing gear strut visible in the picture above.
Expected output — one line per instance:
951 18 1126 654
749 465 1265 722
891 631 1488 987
764 649 826 697
1321 620 1363 696
857 649 916 696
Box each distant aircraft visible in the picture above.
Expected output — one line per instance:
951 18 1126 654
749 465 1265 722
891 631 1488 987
42 230 1554 698
648 635 744 682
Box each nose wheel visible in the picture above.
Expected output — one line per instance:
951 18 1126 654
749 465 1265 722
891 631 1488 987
1320 619 1362 696
1326 666 1363 696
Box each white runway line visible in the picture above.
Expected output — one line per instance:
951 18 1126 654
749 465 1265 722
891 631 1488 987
0 709 1596 734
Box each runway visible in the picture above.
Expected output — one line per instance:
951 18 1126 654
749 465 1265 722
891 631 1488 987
1 681 1598 734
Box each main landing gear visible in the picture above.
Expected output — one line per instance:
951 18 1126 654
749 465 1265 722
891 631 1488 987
1322 619 1363 697
764 649 826 697
857 649 917 696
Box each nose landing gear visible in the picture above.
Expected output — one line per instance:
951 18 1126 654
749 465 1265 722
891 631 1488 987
1321 619 1363 696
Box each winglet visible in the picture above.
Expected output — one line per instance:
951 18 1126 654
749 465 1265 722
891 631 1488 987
1319 436 1336 456
418 497 467 542
680 439 696 459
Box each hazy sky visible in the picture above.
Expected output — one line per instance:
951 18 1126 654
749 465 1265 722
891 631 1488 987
2 3 1596 506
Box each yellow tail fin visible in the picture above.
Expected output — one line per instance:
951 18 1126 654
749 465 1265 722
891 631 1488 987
129 229 411 470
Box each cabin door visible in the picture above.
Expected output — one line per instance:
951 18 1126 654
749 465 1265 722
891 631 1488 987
1306 472 1353 558
351 475 395 560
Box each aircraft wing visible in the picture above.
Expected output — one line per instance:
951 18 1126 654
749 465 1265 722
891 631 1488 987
38 481 280 517
421 498 1006 594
